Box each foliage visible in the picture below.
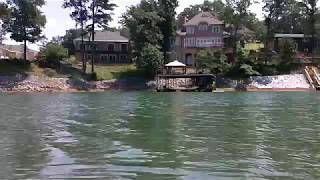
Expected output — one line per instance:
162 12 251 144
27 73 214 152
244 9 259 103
86 0 116 73
63 0 89 73
121 0 164 77
4 0 46 61
277 38 296 72
121 0 163 53
196 49 231 75
136 44 162 77
0 2 9 43
39 44 68 69
61 29 82 55
157 0 178 63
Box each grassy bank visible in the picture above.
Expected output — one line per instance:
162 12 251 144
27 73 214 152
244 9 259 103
0 60 142 81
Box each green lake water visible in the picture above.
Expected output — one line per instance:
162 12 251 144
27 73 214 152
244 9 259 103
0 92 320 179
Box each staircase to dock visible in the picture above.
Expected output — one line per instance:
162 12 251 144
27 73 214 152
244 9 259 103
304 66 320 90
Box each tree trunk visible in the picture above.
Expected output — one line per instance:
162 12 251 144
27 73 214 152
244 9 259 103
91 1 95 74
81 26 86 73
232 24 239 57
24 39 27 61
23 25 27 61
265 18 271 65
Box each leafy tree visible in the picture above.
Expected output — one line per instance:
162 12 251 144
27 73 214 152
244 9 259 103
157 0 178 63
196 49 230 76
121 0 163 74
225 0 253 56
39 43 68 69
279 38 296 64
63 0 89 73
137 44 162 76
86 0 116 73
0 2 9 43
61 29 82 55
302 0 318 60
4 0 46 61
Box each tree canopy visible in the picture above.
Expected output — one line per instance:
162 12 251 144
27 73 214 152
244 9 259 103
4 0 46 61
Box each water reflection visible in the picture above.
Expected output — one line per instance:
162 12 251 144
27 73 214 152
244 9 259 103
0 92 319 179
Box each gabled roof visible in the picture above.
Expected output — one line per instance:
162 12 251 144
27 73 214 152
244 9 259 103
184 12 223 26
0 44 37 53
74 30 129 43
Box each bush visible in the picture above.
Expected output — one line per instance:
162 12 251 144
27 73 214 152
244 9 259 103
136 44 162 77
196 49 231 75
38 43 68 70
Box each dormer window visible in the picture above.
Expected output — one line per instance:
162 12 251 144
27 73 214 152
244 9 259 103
186 26 195 34
198 23 208 31
212 25 221 33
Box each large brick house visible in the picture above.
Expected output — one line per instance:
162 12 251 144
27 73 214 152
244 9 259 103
175 12 225 66
74 31 131 64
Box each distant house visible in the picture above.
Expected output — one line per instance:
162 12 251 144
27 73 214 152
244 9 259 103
175 11 225 66
73 30 131 64
0 44 38 60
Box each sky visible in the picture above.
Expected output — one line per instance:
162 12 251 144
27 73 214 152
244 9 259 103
3 0 263 50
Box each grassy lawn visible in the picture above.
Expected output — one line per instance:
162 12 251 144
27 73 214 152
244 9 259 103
0 60 142 81
85 64 141 80
244 43 264 51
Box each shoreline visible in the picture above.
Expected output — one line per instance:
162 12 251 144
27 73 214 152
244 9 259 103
0 74 316 93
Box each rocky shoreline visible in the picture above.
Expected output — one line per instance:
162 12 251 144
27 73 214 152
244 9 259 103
0 75 152 92
0 74 313 93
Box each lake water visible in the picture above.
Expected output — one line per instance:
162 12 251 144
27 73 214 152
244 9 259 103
0 92 320 179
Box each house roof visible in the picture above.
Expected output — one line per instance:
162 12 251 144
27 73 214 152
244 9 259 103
0 44 37 53
74 30 129 43
274 34 305 38
184 12 223 26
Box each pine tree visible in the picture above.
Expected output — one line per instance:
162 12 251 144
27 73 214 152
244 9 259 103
63 0 89 73
4 0 46 61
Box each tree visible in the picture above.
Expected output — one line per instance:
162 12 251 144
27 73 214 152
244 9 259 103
39 43 68 69
137 44 162 76
121 0 163 69
196 49 230 75
302 0 318 61
225 0 253 56
63 0 89 73
61 29 82 55
86 0 116 73
157 0 178 63
4 0 46 61
0 2 9 43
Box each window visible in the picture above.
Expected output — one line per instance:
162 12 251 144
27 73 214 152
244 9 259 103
120 55 127 62
213 25 221 33
198 24 208 31
121 44 128 52
101 55 108 61
86 54 92 60
108 44 115 51
186 27 195 34
216 38 222 44
109 55 117 63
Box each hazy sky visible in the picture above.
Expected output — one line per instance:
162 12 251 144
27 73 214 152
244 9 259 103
4 0 263 50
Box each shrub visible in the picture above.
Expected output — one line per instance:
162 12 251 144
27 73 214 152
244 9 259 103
38 43 68 70
196 49 231 75
136 44 162 77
